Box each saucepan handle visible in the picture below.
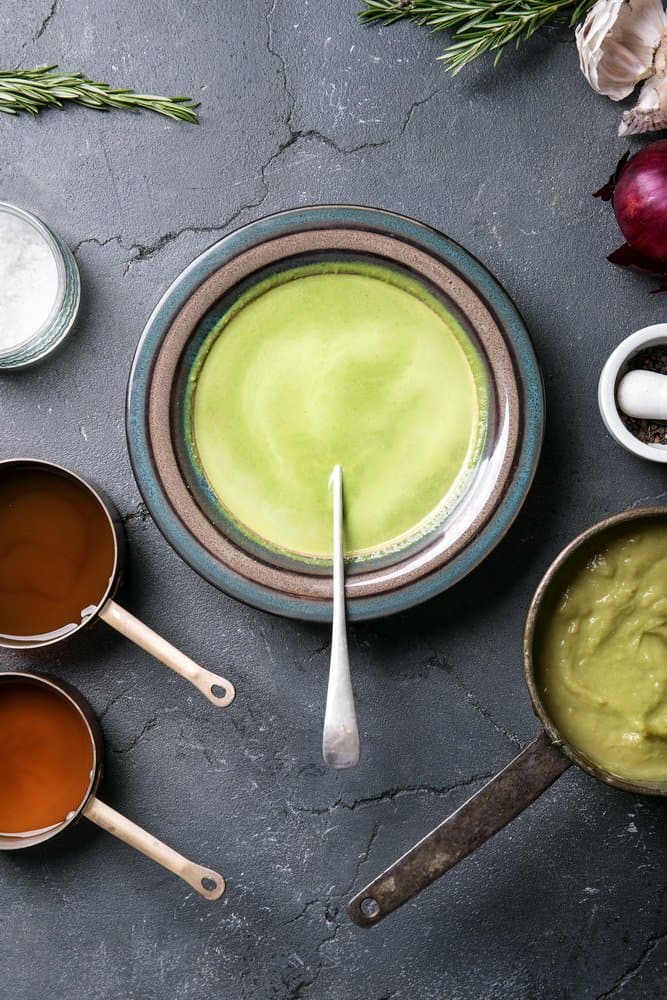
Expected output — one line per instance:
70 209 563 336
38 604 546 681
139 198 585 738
83 797 225 900
347 731 570 927
99 599 235 707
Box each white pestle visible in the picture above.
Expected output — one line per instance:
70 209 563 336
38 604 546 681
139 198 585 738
617 370 667 421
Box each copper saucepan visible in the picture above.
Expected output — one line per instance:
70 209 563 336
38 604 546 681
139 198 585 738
349 507 667 927
0 671 224 900
0 458 234 708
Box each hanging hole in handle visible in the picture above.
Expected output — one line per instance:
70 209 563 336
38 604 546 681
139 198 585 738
360 896 381 920
203 677 235 709
196 869 225 900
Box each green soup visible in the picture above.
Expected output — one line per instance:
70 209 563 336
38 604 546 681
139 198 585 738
191 263 488 559
537 521 667 783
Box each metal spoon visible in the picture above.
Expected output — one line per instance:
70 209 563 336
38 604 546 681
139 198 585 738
322 465 360 769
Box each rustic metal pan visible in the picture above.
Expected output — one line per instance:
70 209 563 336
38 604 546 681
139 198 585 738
348 507 667 927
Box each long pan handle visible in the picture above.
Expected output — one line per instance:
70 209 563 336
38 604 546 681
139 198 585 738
348 731 570 927
83 796 225 900
100 599 235 707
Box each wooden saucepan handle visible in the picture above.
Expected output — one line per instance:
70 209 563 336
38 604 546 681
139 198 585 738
83 796 225 900
99 599 235 707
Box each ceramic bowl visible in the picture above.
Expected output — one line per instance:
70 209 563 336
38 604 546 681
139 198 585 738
0 202 80 370
127 206 544 621
598 323 667 464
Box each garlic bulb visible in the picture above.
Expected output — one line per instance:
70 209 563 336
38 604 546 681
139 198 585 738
576 0 665 101
619 37 667 132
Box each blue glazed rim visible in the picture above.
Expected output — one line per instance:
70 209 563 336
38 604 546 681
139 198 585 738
126 206 544 622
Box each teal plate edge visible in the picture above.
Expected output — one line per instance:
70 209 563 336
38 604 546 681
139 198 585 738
126 205 544 622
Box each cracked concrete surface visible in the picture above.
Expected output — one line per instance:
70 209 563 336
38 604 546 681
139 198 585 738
1 0 667 998
32 0 59 41
109 714 160 755
120 500 151 527
75 87 440 270
291 774 498 815
596 928 667 998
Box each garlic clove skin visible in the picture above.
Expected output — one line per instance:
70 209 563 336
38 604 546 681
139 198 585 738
619 37 667 133
576 0 666 101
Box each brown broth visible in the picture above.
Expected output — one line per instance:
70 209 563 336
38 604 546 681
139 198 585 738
0 680 94 833
0 467 115 640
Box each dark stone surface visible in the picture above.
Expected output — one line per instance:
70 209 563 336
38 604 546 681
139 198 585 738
1 2 666 997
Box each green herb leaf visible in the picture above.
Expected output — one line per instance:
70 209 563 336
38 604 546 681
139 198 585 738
359 0 596 70
0 66 200 122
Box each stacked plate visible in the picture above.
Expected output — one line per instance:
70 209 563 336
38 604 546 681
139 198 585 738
127 206 543 621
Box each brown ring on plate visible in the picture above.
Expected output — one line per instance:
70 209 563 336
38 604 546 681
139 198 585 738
149 232 517 597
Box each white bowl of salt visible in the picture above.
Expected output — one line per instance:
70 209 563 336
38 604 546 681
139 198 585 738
0 202 80 370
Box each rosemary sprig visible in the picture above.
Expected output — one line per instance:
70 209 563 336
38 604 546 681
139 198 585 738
0 66 199 122
360 0 596 71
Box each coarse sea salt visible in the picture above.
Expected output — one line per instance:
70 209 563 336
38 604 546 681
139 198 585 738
0 209 61 352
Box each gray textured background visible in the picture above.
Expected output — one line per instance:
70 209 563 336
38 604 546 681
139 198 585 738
1 2 666 998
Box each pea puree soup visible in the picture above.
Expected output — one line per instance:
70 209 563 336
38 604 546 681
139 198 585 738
192 265 488 559
537 520 667 783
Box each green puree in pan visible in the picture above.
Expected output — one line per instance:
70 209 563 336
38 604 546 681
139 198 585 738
192 263 488 559
538 522 667 783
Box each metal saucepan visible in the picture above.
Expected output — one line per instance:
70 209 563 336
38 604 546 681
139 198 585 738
348 507 667 927
0 671 224 899
0 459 234 707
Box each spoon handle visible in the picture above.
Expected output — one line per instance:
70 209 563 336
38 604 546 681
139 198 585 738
322 465 360 769
83 796 225 900
99 599 235 707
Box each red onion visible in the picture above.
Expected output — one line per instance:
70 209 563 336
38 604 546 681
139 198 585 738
594 140 667 292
